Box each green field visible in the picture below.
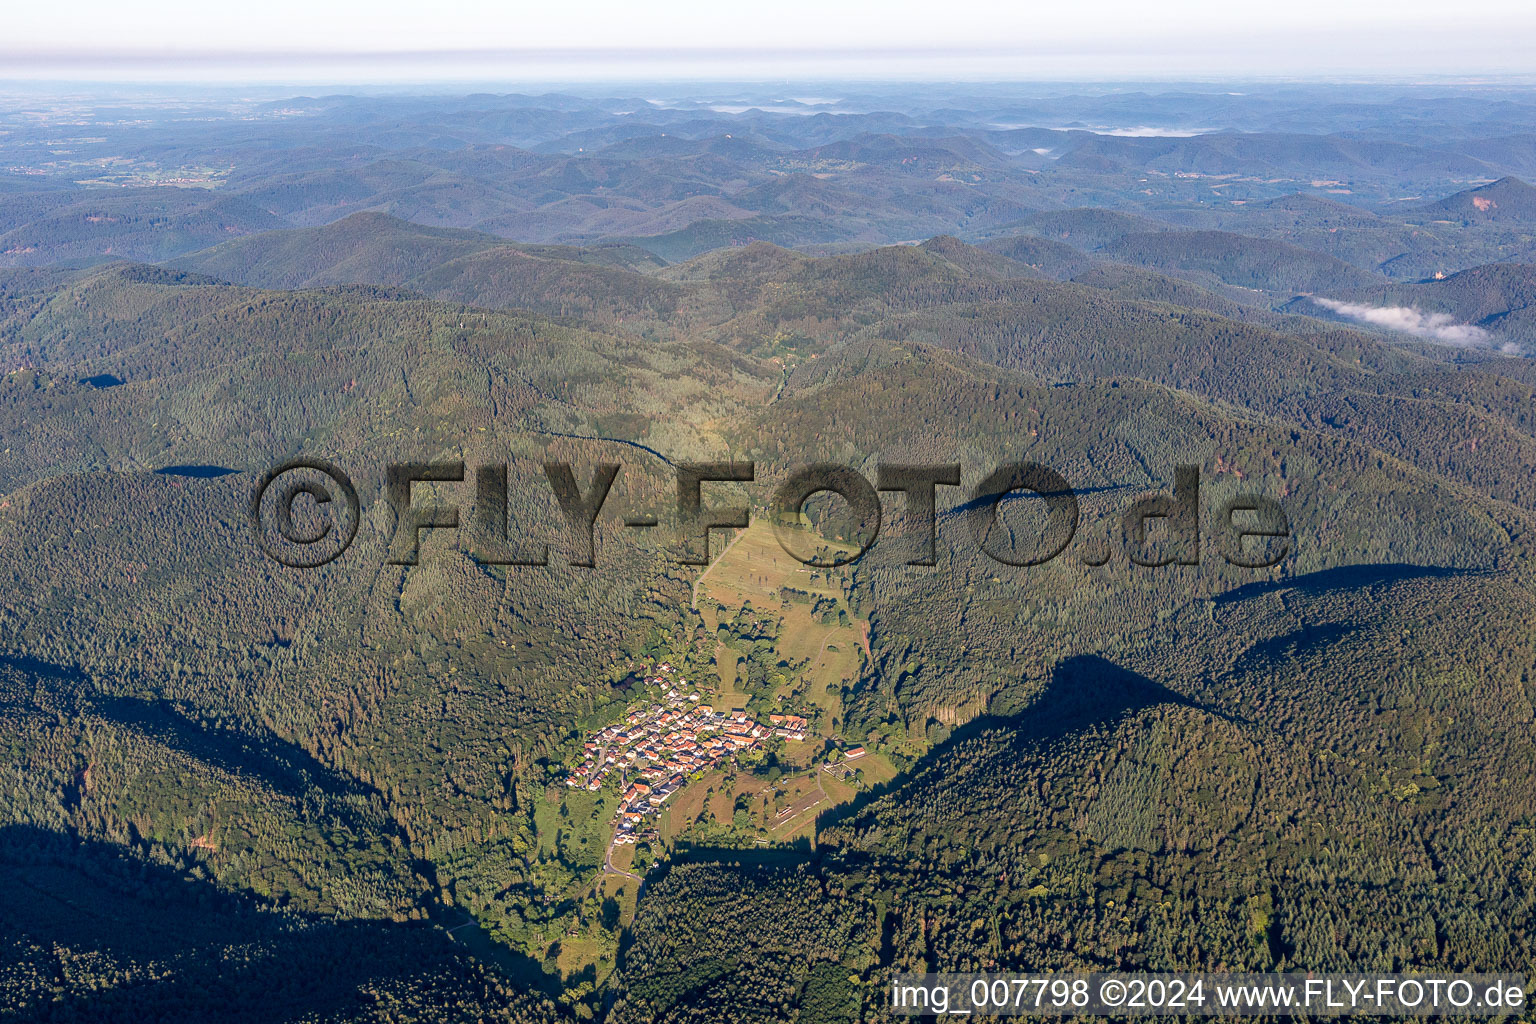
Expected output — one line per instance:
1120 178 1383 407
695 518 867 739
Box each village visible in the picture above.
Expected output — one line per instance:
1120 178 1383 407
563 662 812 845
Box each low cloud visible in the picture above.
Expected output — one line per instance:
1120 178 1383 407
1310 296 1514 352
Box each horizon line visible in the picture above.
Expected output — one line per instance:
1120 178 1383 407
3 43 1536 85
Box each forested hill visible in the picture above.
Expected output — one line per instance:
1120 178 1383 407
5 224 1536 1019
5 81 1536 1022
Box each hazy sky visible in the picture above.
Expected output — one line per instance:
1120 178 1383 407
8 0 1536 80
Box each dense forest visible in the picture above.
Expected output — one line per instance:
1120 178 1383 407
4 81 1536 1020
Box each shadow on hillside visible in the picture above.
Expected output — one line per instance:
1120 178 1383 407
93 695 376 806
154 464 239 478
0 657 383 815
815 654 1230 837
632 657 1233 982
1212 562 1476 606
1237 621 1358 668
670 837 814 867
0 824 552 1021
0 658 569 999
675 655 1226 867
938 483 1135 521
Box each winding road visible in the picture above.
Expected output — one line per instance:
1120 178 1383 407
603 833 644 882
